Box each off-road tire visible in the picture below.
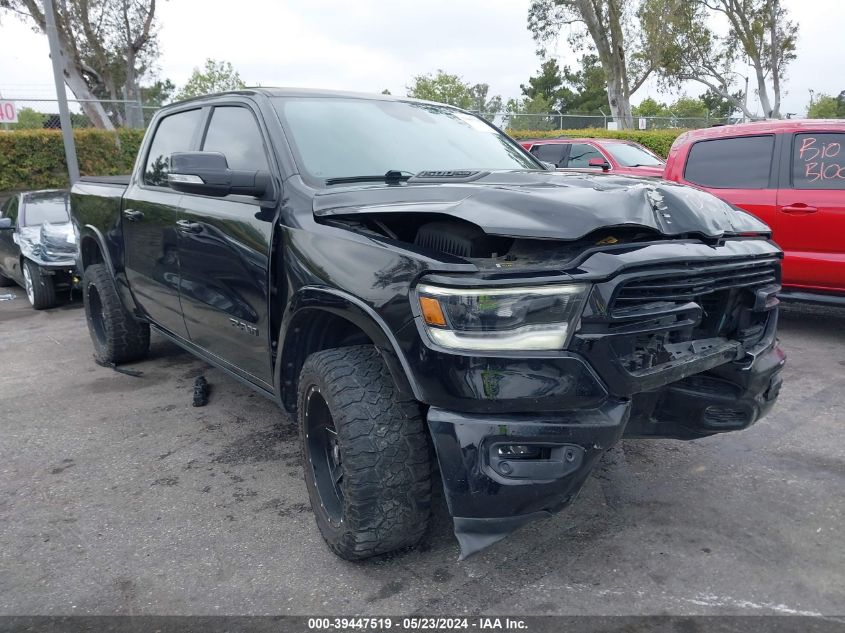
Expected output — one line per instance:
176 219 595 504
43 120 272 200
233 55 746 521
0 273 14 287
82 263 150 364
297 345 432 560
23 260 56 310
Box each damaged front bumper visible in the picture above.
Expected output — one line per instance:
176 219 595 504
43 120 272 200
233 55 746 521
413 241 787 558
428 339 785 558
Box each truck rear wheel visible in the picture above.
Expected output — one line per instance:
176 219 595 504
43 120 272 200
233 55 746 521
23 260 56 310
297 345 431 560
82 263 150 364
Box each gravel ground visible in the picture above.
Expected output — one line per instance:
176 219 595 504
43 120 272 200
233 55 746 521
0 291 843 616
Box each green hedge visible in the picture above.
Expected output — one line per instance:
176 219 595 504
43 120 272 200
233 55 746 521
0 128 145 192
0 126 683 193
506 128 684 158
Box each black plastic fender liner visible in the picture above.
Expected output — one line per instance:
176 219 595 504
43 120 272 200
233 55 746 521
453 513 552 560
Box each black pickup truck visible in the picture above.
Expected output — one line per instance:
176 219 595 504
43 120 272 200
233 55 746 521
71 88 786 559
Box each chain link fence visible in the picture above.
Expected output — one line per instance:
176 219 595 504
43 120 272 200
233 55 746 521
496 112 742 131
0 98 159 130
1 97 743 133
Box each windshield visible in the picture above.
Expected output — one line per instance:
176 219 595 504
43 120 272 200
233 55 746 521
604 143 664 167
22 193 70 226
272 97 538 184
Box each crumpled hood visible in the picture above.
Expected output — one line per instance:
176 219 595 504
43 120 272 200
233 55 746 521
312 170 769 240
17 222 77 263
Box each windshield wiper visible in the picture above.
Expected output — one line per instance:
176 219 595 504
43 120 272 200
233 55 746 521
325 170 413 186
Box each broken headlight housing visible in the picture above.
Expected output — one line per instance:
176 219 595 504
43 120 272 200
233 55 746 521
416 283 588 352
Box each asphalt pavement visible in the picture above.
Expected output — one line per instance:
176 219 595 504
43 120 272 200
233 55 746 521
0 290 843 616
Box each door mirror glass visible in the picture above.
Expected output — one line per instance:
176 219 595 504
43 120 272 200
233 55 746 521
0 217 13 230
168 151 270 198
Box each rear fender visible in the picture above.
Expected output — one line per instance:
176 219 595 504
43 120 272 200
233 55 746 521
77 226 140 315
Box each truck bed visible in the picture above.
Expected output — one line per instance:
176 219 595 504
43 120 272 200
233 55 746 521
70 177 129 273
77 175 131 186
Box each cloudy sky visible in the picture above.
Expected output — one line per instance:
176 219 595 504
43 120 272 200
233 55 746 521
0 0 841 117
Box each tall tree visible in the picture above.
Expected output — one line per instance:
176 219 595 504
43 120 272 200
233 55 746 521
806 93 845 119
528 0 663 128
648 0 798 119
520 59 569 105
175 59 245 100
561 54 610 113
1 0 160 129
520 55 608 115
407 70 502 119
700 88 740 118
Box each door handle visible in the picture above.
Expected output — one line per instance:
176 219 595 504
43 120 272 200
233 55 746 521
176 219 203 233
781 203 818 214
123 209 144 222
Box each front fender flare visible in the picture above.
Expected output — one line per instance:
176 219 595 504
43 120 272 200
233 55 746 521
274 286 422 412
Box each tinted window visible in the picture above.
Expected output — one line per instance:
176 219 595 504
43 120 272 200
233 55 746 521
272 97 537 183
566 143 605 168
144 109 203 187
684 135 773 189
22 192 69 226
1 196 18 224
792 133 845 190
605 143 663 167
202 106 269 171
530 143 567 166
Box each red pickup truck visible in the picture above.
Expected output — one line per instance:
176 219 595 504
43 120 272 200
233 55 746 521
664 120 845 305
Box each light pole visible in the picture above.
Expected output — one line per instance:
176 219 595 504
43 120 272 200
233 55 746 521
43 0 79 184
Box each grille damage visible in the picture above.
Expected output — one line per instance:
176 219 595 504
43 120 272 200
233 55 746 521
611 258 779 314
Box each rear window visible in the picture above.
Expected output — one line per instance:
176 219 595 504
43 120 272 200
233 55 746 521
684 135 774 189
144 109 203 187
792 132 845 190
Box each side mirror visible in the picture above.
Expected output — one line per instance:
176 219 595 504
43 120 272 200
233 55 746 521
588 157 611 171
168 152 270 198
540 161 557 171
0 218 12 230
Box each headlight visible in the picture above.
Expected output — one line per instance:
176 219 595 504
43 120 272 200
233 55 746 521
416 283 588 351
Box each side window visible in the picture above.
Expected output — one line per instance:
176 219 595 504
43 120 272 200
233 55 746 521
202 106 269 171
2 197 19 224
684 135 774 189
792 133 845 190
566 143 605 168
530 144 567 167
144 109 203 187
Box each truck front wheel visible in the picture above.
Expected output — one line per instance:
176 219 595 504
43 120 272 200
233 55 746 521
297 345 432 560
82 263 150 364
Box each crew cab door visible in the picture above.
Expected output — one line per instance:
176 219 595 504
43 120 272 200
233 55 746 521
777 132 845 293
123 107 204 338
175 104 277 387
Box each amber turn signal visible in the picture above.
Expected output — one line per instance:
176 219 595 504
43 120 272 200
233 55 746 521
419 296 447 327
